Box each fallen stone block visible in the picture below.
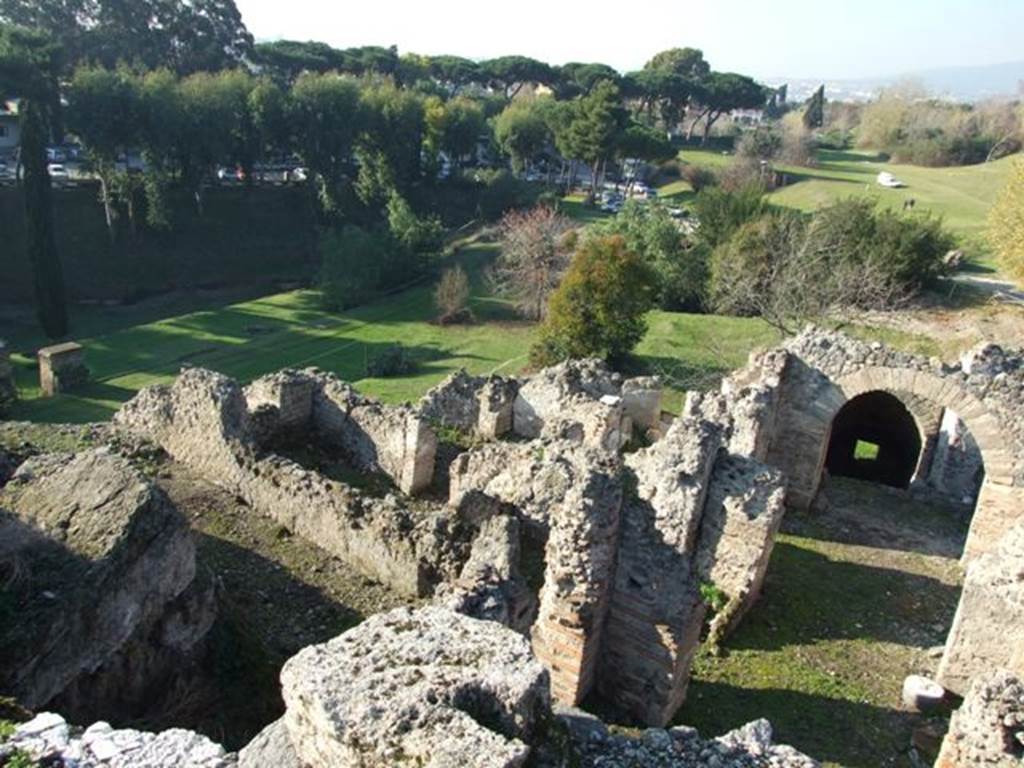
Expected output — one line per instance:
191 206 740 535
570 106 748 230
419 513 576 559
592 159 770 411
279 606 550 767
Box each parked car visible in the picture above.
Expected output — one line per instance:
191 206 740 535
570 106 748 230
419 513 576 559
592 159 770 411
47 164 70 185
289 167 308 183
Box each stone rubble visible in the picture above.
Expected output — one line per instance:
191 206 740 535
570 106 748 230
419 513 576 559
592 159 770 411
935 668 1024 767
0 713 233 768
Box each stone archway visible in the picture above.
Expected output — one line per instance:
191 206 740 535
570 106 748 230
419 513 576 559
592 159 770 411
825 391 923 489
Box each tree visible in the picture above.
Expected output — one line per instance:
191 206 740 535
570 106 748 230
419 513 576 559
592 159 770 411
494 98 551 173
66 64 141 235
481 55 557 99
593 201 706 311
616 121 676 164
803 84 825 129
429 55 481 95
435 265 471 323
289 71 362 215
357 80 426 199
0 24 67 337
687 72 765 144
563 80 627 194
433 96 485 170
492 205 575 320
531 234 657 366
0 0 253 74
386 191 443 272
988 158 1024 283
691 185 769 248
253 40 348 83
643 47 710 79
557 62 620 97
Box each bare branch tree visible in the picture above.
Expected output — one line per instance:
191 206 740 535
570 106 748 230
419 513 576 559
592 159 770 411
489 205 575 321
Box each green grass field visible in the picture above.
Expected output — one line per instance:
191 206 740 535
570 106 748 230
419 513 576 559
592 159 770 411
7 242 780 423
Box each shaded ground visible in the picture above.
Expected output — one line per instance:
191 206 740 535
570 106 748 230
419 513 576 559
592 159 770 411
677 477 967 768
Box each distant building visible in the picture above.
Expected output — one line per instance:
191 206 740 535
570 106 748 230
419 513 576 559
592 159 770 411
0 101 20 154
730 108 764 126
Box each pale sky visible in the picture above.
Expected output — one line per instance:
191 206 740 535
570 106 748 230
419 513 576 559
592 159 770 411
234 0 1024 80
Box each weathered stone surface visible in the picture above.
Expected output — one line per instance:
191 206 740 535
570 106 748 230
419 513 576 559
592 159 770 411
563 716 819 767
935 669 1024 767
418 369 519 439
0 449 213 717
937 524 1024 694
115 368 457 597
513 358 630 449
279 606 550 767
437 511 537 633
38 341 89 396
599 417 722 726
238 718 300 768
450 440 610 533
0 713 234 768
621 376 662 433
314 372 437 495
532 450 623 705
696 454 787 642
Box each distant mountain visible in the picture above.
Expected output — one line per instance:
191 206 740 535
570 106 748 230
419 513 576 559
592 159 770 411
766 61 1024 104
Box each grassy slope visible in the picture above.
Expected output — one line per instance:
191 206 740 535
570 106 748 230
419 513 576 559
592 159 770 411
7 241 778 423
671 146 1016 270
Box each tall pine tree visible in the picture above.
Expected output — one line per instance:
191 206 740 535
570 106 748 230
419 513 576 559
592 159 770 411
803 84 826 130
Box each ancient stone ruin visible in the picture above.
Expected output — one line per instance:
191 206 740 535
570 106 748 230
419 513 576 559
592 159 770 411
37 341 89 396
0 449 216 723
4 326 1023 766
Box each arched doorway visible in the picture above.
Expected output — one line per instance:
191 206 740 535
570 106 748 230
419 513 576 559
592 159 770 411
825 391 922 489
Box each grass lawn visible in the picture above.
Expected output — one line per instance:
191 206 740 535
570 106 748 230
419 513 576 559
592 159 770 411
7 241 778 424
664 146 1017 272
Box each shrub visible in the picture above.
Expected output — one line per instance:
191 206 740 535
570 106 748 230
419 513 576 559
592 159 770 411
692 184 769 248
988 158 1024 283
718 157 770 193
435 265 472 324
593 200 708 311
681 164 717 193
736 126 783 161
387 191 444 270
367 344 416 377
318 226 389 311
530 235 657 367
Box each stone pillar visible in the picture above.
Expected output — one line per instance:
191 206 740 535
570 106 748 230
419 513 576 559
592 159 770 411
598 418 721 726
37 342 87 397
530 455 622 705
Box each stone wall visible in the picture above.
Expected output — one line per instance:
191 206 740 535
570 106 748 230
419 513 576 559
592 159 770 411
937 523 1024 695
0 449 215 720
935 669 1024 767
115 368 457 597
417 369 518 439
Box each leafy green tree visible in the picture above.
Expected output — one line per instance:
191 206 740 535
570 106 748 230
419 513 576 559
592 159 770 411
803 84 825 129
289 71 362 215
531 234 657 366
988 158 1024 283
494 98 551 173
563 80 628 194
358 79 426 198
253 40 348 83
481 55 557 99
319 225 389 310
644 47 710 79
387 191 444 271
594 201 707 310
428 55 482 94
429 95 485 170
557 62 620 97
687 72 766 144
691 184 769 247
0 0 253 73
616 121 676 164
66 64 141 235
0 24 67 337
136 68 183 229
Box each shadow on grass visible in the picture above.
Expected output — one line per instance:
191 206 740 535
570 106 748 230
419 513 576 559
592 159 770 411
726 540 960 652
677 679 927 768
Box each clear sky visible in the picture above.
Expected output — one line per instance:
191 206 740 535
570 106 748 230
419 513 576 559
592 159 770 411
234 0 1024 80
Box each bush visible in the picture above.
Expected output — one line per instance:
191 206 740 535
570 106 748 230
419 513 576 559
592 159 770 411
475 169 540 221
681 164 717 193
435 265 472 324
718 157 770 193
387 191 444 270
530 234 657 367
692 184 770 248
988 158 1024 283
367 344 416 377
318 225 390 311
736 126 783 162
593 200 708 311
